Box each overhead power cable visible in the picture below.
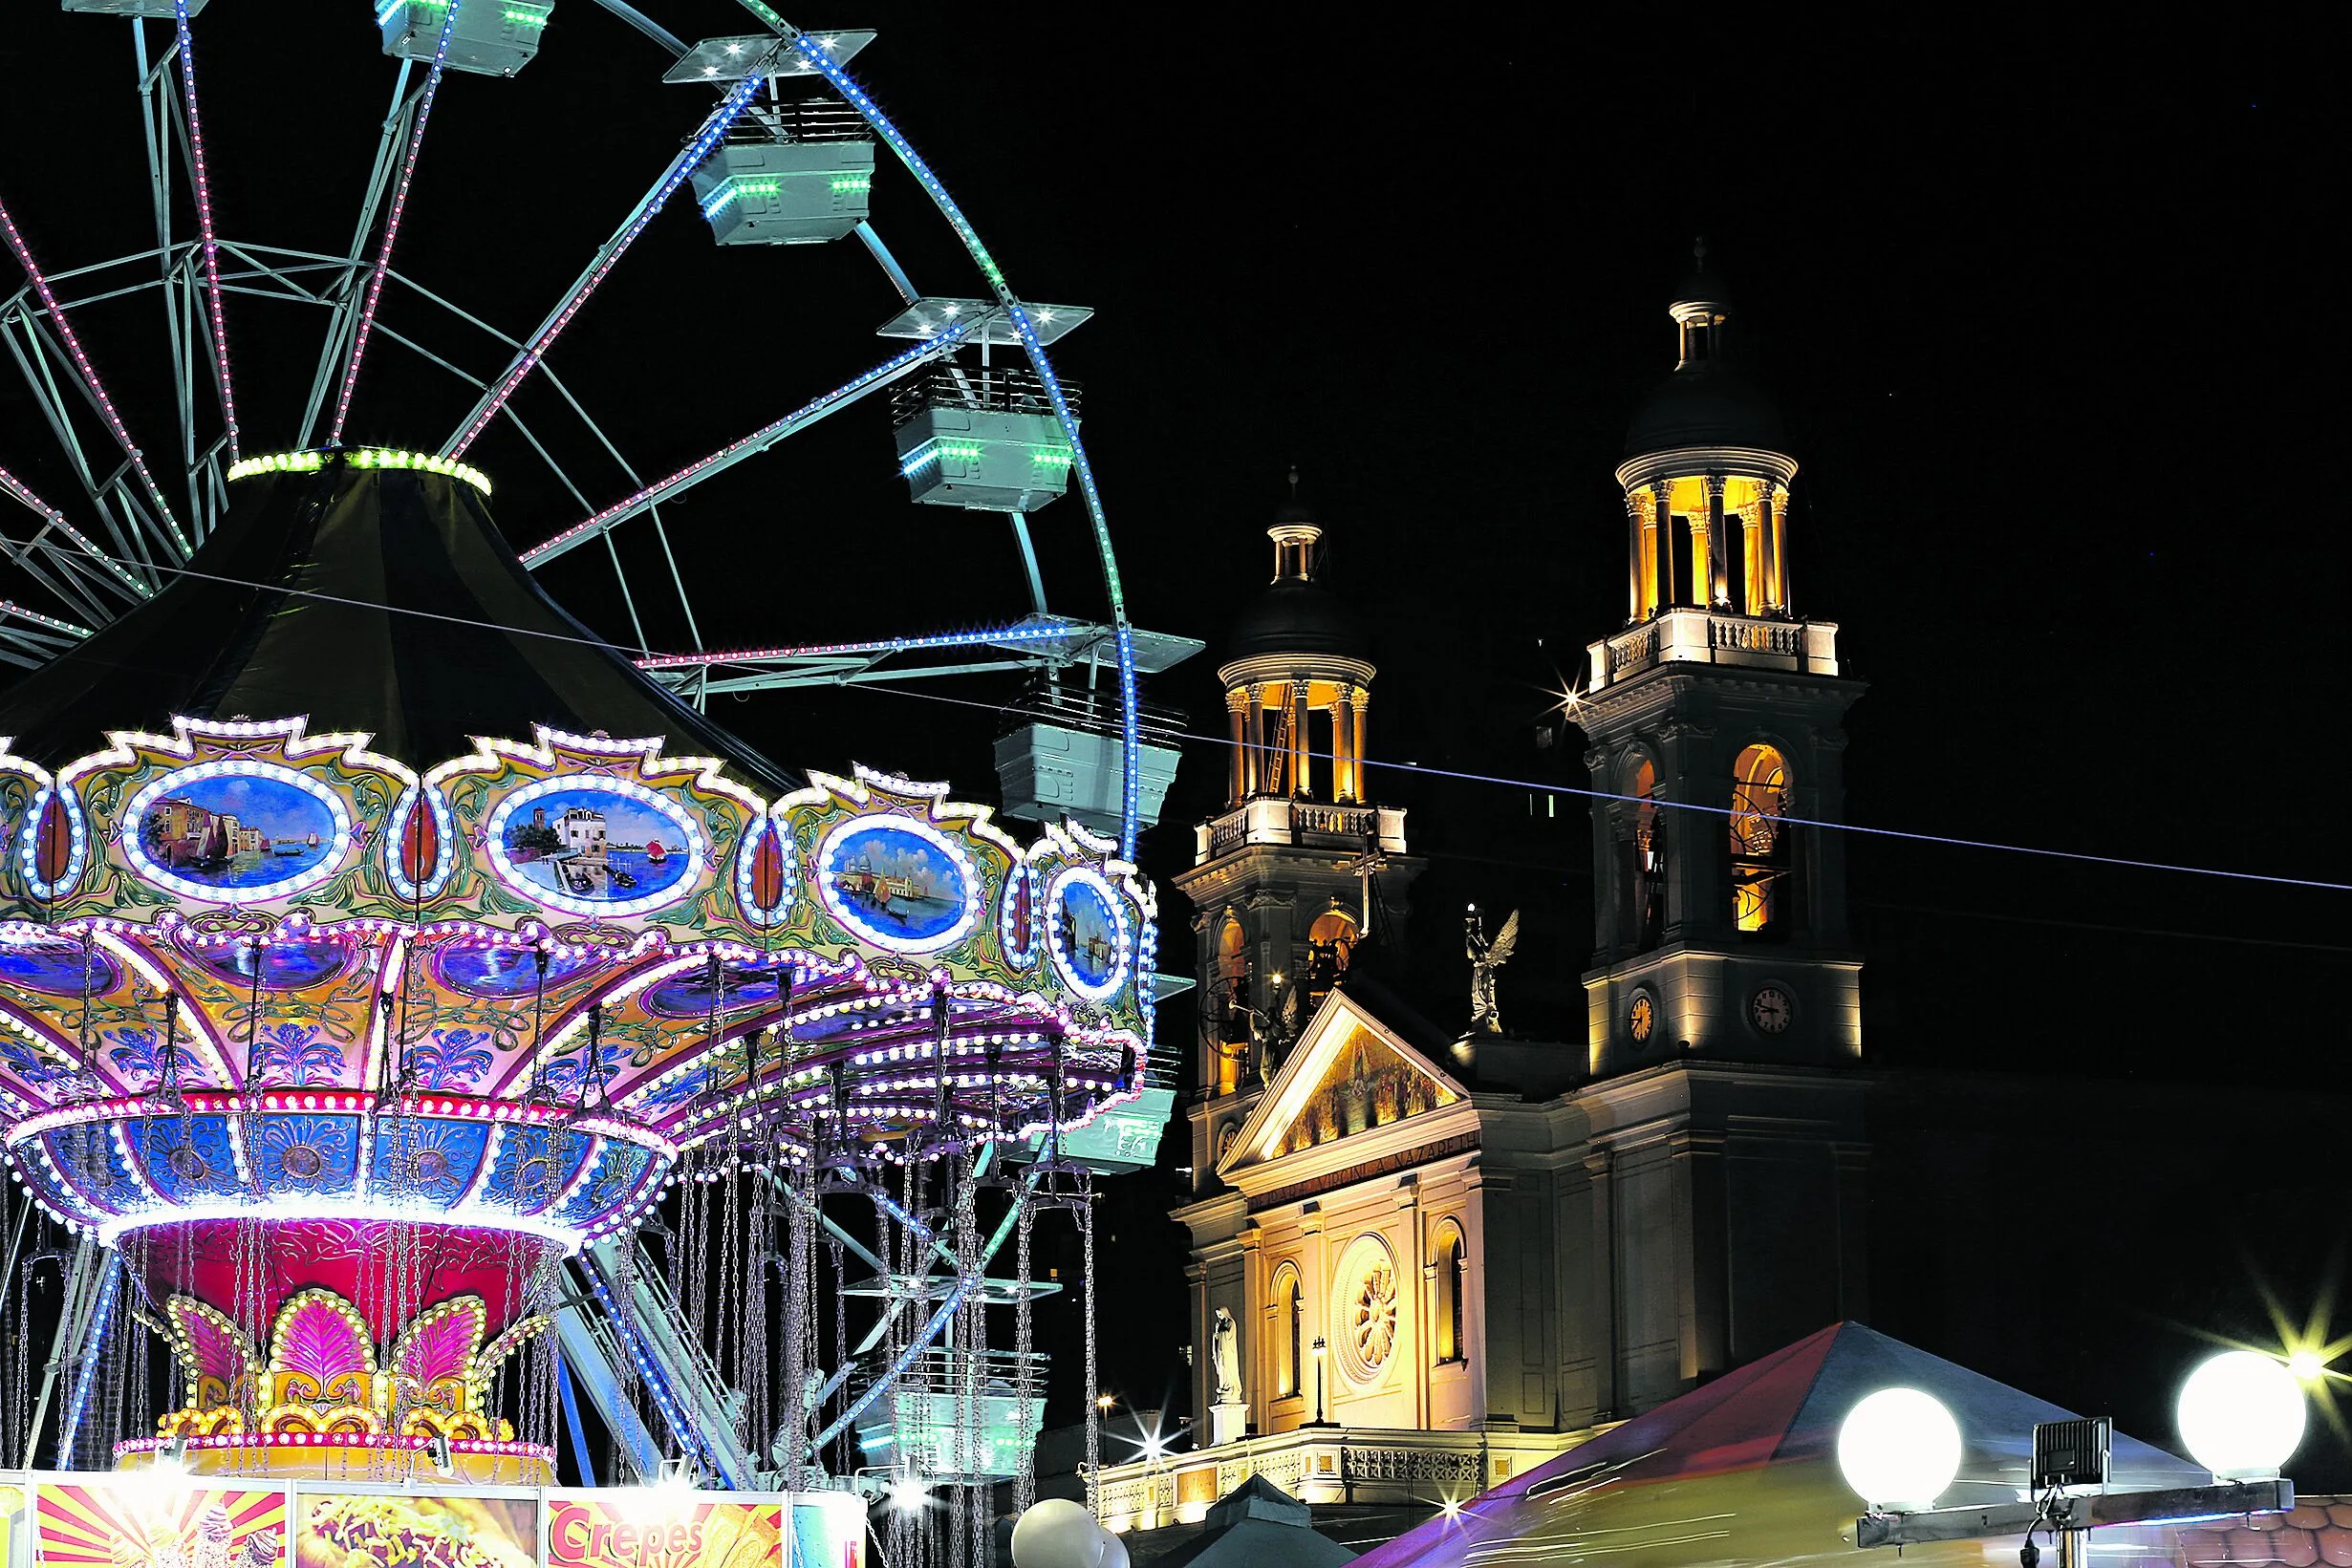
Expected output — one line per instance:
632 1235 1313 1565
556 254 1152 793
7 541 2345 896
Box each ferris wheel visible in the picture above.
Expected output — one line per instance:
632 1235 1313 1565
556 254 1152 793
0 0 1195 863
0 0 1184 1528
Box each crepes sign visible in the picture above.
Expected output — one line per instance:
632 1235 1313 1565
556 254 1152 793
545 1497 780 1568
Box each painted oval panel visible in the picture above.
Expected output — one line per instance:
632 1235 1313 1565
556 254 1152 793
436 942 603 999
0 937 120 997
124 765 348 902
643 957 790 1020
817 817 977 953
487 780 701 915
1050 869 1130 999
182 932 352 991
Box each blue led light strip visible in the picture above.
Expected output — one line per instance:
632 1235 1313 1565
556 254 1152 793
0 198 190 557
174 0 239 463
636 616 1068 672
328 0 464 444
57 1253 121 1462
519 324 966 567
761 13 1146 857
443 61 781 461
581 1257 718 1475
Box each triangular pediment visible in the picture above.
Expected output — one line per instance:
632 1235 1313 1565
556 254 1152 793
1219 987 1467 1176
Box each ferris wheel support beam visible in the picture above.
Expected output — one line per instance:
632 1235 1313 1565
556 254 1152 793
298 61 418 448
753 11 1148 857
0 311 169 589
171 1 241 468
584 0 693 57
519 328 967 568
442 62 783 461
0 196 190 562
327 0 466 446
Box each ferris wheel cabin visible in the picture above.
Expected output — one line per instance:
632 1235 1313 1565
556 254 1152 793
378 0 553 77
691 100 876 246
892 366 1077 512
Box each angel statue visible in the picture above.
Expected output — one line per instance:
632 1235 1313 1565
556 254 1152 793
1465 904 1520 1038
1211 1306 1242 1404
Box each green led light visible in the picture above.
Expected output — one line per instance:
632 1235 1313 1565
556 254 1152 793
939 441 984 462
504 8 550 25
227 448 492 497
738 181 781 197
1030 449 1074 469
831 175 874 194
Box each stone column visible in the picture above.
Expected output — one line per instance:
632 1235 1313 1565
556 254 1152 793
1290 677 1311 800
1242 683 1265 797
1651 482 1674 607
1349 689 1370 793
1238 1221 1264 1441
1704 474 1728 609
1398 1176 1428 1428
1226 690 1249 804
1769 486 1789 611
1582 1149 1620 1421
1624 492 1645 621
1345 691 1364 804
1669 1128 1729 1387
1301 1203 1329 1422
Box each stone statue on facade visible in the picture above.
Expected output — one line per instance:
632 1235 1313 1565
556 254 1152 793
1211 1306 1242 1405
1464 904 1520 1037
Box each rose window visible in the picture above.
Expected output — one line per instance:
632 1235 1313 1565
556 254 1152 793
1350 1260 1398 1373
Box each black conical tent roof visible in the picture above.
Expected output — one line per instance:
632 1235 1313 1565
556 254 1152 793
0 460 791 791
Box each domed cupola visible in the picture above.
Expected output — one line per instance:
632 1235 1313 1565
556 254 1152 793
1222 499 1370 664
1214 480 1375 805
1612 243 1801 626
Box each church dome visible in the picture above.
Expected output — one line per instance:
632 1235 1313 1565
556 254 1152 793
1623 359 1786 459
1225 576 1369 662
1223 505 1370 662
1623 249 1787 461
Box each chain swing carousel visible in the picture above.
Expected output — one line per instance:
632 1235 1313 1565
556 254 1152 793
0 5 1180 1565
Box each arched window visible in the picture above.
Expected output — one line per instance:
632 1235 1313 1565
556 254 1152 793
1630 758 1665 952
1729 743 1792 934
1433 1223 1466 1364
1211 914 1249 1094
1304 908 1357 1002
1272 1265 1304 1398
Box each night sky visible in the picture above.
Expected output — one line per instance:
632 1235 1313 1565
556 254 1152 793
4 4 2346 1489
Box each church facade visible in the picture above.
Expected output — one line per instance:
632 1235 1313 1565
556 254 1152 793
1097 268 1874 1534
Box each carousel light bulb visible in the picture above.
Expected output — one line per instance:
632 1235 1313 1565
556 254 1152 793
1836 1387 1962 1511
2177 1350 2305 1480
2287 1349 2327 1382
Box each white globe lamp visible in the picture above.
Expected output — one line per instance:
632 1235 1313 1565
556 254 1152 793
1097 1527 1131 1568
1836 1387 1964 1512
1010 1499 1108 1568
2176 1350 2305 1481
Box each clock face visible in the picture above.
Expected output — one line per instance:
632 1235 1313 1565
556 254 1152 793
1750 985 1794 1034
1628 991 1656 1043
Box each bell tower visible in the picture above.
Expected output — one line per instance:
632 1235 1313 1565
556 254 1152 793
1172 490 1422 1192
1576 255 1866 1077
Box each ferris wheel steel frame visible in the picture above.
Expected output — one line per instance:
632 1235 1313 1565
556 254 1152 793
1 0 1153 1495
0 0 1157 859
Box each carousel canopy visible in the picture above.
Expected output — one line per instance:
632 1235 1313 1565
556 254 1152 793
1353 1322 2212 1568
0 456 784 784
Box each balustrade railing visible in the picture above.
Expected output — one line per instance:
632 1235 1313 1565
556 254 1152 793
1198 799 1402 864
